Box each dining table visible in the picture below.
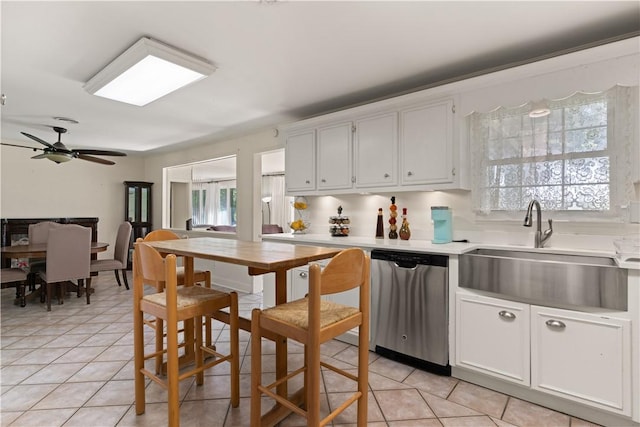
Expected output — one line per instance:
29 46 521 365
142 236 342 426
2 241 109 305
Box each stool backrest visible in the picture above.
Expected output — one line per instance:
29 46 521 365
142 229 180 242
314 248 369 296
135 242 169 285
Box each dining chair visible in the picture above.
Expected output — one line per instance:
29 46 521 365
133 242 239 427
38 224 91 311
141 229 215 366
90 221 132 289
250 247 370 426
1 268 28 307
27 221 61 294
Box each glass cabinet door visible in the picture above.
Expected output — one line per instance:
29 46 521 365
124 181 153 268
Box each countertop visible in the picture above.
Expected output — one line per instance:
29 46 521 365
261 233 640 270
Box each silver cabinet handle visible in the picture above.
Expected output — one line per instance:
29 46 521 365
498 310 516 320
545 319 566 329
384 173 390 178
305 180 310 184
299 271 307 278
407 171 413 176
321 178 326 183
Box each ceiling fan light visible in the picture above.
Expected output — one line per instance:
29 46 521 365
84 37 216 107
44 152 73 164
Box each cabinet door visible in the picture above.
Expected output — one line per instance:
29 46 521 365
317 122 353 190
400 99 454 185
290 267 310 301
455 292 530 385
285 130 316 193
531 306 631 415
354 112 397 188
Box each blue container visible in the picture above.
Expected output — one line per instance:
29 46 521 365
431 206 452 244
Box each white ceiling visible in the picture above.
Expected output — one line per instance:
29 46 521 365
1 1 638 157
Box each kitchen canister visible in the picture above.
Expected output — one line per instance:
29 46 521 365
431 206 452 244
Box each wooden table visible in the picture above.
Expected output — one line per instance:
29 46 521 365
2 242 109 304
1 241 109 259
143 237 342 426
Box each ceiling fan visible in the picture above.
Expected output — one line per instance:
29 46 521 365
1 126 126 165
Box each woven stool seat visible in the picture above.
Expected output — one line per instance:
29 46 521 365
262 297 359 330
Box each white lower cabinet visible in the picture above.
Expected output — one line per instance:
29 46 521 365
531 306 631 414
455 292 632 416
455 293 530 385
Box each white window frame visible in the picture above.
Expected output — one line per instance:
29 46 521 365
469 85 637 223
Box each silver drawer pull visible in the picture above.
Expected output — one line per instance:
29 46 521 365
299 271 307 278
545 319 566 329
498 310 516 320
384 173 390 178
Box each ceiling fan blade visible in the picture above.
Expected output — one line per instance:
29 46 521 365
1 142 44 151
21 132 56 150
31 153 48 159
77 154 116 165
74 149 127 157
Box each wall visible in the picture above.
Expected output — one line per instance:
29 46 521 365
143 128 282 241
0 147 146 257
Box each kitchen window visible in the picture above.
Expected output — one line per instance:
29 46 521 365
469 85 637 221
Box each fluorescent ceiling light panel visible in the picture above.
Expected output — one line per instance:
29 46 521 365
84 37 216 106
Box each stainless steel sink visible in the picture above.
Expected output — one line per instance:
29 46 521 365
459 248 628 310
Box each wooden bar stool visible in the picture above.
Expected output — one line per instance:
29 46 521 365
251 248 370 426
140 230 215 374
133 242 239 427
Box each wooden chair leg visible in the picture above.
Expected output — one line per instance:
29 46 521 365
195 315 204 386
307 342 321 425
121 269 130 290
58 283 64 305
250 309 262 426
85 278 91 304
230 292 239 407
46 282 52 311
167 315 180 427
133 302 146 415
357 322 369 426
155 318 164 375
114 270 122 287
18 281 26 307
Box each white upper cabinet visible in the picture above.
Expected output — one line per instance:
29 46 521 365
354 112 398 188
400 99 454 185
285 129 316 193
317 122 353 191
281 91 463 195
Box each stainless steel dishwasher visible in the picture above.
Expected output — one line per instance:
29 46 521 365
371 249 450 375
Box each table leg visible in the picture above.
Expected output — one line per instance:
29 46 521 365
274 268 288 399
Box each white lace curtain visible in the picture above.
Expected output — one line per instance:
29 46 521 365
261 174 290 228
469 85 638 220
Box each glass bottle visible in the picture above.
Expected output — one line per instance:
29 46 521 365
399 207 411 240
388 196 398 239
375 208 384 238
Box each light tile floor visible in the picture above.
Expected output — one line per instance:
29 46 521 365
1 273 601 427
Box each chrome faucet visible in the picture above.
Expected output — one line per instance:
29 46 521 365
523 199 553 248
